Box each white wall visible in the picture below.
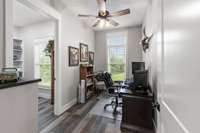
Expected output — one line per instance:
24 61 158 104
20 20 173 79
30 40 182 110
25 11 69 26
17 20 55 79
5 0 14 67
127 27 143 79
59 8 95 108
40 0 51 5
0 83 38 133
13 26 21 39
143 0 200 133
95 27 143 79
94 31 107 72
0 0 4 68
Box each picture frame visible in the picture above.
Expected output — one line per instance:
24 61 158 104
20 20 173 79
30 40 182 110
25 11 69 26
69 46 79 66
80 43 88 62
89 52 94 65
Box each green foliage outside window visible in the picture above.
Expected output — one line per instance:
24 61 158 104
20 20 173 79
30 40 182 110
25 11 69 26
39 56 51 88
109 56 125 81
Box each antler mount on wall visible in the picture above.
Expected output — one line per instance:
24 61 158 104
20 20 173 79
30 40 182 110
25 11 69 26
140 27 153 52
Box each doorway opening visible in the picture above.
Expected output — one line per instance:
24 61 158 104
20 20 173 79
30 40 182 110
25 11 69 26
34 36 55 104
13 0 59 131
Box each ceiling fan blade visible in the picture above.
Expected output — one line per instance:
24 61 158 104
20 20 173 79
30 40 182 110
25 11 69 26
78 14 97 18
92 20 101 27
109 9 131 17
96 0 101 5
107 19 119 27
96 0 106 13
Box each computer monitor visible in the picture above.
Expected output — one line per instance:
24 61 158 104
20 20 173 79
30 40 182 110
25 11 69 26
132 62 145 74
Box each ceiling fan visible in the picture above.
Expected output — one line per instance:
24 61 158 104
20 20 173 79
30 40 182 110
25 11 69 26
78 0 131 28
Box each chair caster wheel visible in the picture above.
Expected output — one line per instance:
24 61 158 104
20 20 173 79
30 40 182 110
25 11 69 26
113 111 117 115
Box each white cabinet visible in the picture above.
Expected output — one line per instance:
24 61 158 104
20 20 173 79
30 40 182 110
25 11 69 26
13 39 24 77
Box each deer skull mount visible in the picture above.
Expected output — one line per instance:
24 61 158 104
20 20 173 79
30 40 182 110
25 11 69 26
140 28 153 52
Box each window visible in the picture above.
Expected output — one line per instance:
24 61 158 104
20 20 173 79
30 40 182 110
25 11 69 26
107 32 127 81
34 37 53 88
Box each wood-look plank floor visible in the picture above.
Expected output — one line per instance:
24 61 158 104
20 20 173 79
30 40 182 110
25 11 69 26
49 98 100 133
39 96 154 133
38 97 59 132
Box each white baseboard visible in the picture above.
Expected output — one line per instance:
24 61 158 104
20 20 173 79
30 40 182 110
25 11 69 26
60 98 77 114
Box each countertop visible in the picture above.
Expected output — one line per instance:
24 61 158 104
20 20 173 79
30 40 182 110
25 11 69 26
0 79 41 89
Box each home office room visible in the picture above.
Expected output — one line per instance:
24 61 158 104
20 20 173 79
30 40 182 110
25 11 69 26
1 0 200 133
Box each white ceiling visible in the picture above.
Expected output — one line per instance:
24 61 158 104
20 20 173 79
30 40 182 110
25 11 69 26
62 0 149 30
13 1 50 27
13 0 149 29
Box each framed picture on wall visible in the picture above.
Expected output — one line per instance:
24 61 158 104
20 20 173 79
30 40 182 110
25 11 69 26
69 46 79 66
89 52 94 65
80 43 88 62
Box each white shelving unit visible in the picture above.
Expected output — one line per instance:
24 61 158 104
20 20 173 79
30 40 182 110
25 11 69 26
13 39 24 77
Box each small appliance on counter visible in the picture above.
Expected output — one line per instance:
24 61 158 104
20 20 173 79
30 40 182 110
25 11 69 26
0 68 21 84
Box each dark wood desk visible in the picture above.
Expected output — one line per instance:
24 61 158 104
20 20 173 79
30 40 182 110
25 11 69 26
115 88 133 95
120 91 155 133
115 87 151 97
109 87 133 115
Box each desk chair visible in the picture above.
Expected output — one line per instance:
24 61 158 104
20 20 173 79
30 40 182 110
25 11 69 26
132 62 145 80
94 72 106 96
103 72 123 114
132 70 149 95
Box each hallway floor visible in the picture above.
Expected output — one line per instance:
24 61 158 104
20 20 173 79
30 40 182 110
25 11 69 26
38 97 58 131
49 97 125 133
39 96 126 133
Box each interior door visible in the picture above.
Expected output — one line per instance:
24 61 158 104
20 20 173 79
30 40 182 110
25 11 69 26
160 0 200 132
149 0 200 132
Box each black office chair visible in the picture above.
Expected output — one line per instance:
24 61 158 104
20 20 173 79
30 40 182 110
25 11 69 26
132 70 149 95
94 72 106 95
132 62 145 81
103 72 123 114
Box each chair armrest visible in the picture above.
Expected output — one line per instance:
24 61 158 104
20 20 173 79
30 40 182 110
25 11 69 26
112 85 122 88
108 86 117 94
108 86 117 89
114 80 124 84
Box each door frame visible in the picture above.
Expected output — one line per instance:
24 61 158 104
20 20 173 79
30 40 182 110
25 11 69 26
16 0 62 115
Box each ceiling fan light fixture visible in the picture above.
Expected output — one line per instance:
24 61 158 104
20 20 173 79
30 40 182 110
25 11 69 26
81 0 130 29
99 19 106 28
105 20 111 27
94 18 117 28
